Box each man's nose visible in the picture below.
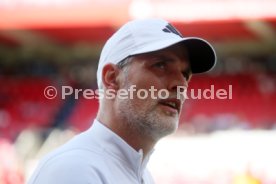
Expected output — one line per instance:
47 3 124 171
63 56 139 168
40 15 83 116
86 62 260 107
167 71 188 92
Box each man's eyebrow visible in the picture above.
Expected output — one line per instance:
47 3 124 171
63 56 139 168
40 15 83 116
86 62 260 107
149 54 175 62
137 53 171 63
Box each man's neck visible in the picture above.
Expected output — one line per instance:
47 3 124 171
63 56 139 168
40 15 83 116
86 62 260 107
96 114 156 159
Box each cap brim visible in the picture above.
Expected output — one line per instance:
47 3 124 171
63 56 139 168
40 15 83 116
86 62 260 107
181 38 216 73
131 37 216 74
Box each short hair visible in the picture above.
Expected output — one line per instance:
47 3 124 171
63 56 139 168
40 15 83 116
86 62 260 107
116 57 132 69
98 57 132 89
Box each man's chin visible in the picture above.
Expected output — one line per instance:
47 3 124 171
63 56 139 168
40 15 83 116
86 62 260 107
161 113 179 126
157 119 179 137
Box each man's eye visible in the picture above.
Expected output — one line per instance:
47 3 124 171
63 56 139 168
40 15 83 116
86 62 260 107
153 62 166 69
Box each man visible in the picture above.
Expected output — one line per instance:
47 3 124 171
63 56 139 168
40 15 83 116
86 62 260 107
28 18 216 184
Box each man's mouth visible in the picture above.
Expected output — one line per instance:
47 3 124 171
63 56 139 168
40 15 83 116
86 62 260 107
158 98 181 114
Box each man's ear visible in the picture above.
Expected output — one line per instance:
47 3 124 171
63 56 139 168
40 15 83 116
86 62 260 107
101 64 120 90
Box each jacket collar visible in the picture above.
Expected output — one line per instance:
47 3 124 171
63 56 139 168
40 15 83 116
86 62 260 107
88 119 154 176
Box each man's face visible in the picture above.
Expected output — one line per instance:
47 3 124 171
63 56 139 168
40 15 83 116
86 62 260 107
116 43 191 140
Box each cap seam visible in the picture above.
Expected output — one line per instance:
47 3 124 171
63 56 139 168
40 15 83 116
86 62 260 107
127 21 138 56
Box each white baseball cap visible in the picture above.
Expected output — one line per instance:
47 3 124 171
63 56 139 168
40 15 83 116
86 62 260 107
97 18 216 87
